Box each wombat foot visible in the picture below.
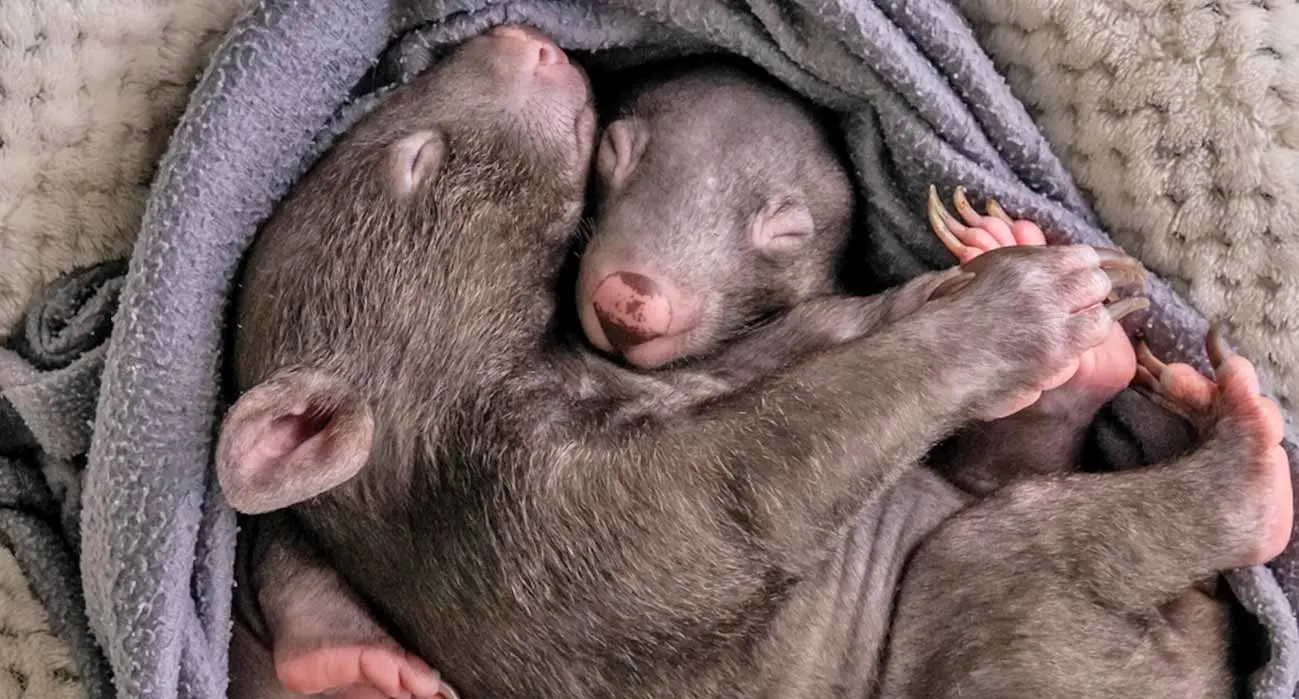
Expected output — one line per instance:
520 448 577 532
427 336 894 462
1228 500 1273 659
1136 329 1293 565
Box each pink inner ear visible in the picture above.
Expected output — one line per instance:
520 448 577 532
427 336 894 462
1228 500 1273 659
217 371 375 514
260 411 333 461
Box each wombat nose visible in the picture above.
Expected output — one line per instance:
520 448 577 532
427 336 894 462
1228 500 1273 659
592 272 673 354
489 24 569 67
535 41 565 66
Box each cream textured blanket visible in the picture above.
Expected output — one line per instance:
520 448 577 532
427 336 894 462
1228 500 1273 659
0 0 251 336
0 547 86 699
1 0 1297 696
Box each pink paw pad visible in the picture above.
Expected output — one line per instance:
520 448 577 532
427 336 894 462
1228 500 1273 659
276 644 454 699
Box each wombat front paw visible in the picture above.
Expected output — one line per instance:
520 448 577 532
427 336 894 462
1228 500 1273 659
925 186 1149 319
918 215 1131 421
1136 329 1293 566
925 185 1141 417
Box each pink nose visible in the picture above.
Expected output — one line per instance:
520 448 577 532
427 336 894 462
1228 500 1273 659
591 272 673 354
489 24 568 67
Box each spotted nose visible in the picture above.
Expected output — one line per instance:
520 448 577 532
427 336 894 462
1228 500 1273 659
591 272 673 353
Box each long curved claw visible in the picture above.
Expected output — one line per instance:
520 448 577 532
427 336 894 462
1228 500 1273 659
1136 340 1168 377
1105 265 1148 291
952 186 982 227
1095 248 1149 290
1134 363 1161 393
927 184 969 259
1107 296 1150 321
985 197 1013 224
1206 325 1234 369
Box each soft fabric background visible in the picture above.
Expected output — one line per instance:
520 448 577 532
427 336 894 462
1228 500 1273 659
2 0 1298 696
0 0 252 336
0 547 86 699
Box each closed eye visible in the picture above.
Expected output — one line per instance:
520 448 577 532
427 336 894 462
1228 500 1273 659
754 198 815 252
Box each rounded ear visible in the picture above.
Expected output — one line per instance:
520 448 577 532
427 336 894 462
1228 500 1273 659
596 117 649 191
753 198 815 253
388 129 448 195
215 368 374 514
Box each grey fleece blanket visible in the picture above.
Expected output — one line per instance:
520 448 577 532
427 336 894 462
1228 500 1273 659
58 0 1299 697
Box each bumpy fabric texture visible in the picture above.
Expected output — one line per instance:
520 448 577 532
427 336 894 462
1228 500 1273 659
0 3 248 694
67 0 1299 697
0 0 251 335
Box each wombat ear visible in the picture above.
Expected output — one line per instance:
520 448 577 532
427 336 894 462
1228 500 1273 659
388 129 448 195
215 368 374 514
753 198 815 253
596 117 648 191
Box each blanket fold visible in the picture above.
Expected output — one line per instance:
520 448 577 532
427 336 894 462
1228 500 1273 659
0 260 127 699
50 0 1299 697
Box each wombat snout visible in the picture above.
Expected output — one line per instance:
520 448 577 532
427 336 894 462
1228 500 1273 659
591 271 674 353
488 24 569 69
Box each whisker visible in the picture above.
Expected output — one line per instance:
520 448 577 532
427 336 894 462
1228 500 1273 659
570 217 596 259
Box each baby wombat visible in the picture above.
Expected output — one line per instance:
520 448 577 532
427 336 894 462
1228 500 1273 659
577 59 969 387
573 63 1279 699
224 24 595 699
577 59 855 369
